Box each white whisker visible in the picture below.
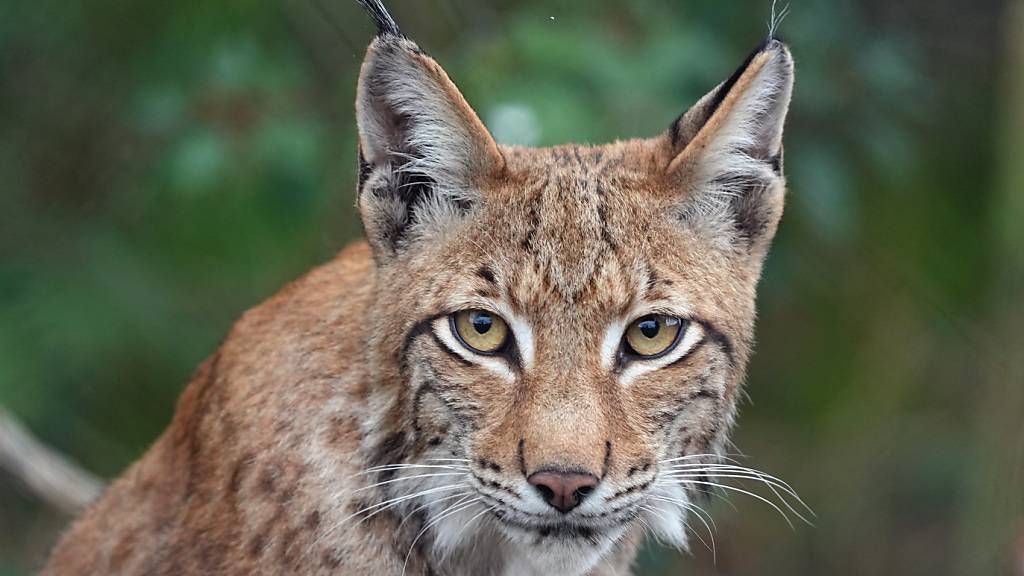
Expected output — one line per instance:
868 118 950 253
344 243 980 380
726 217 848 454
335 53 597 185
664 469 801 501
398 491 474 530
647 494 718 560
316 483 468 546
636 516 654 541
401 497 480 575
443 504 492 559
358 463 469 475
664 465 814 519
666 463 805 499
672 479 801 528
350 484 470 527
648 494 718 535
353 472 467 493
660 454 815 520
658 453 742 465
642 502 714 557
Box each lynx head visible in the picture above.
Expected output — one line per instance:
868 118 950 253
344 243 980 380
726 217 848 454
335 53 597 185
353 2 793 572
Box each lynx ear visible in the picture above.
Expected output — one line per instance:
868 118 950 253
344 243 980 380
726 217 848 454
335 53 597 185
355 24 504 260
664 39 794 253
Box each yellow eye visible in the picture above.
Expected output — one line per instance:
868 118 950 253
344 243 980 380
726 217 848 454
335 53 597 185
452 310 510 354
625 315 685 358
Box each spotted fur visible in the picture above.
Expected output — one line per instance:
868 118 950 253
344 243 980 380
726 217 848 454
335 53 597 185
43 5 794 575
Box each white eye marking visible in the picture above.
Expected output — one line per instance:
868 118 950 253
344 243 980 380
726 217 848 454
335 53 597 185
599 299 696 373
432 316 516 383
440 297 535 372
601 318 629 371
503 312 534 371
618 322 705 386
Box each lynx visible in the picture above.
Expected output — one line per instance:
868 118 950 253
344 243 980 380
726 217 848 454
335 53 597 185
43 1 796 574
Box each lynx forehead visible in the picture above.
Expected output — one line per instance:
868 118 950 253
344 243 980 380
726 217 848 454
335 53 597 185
43 1 795 574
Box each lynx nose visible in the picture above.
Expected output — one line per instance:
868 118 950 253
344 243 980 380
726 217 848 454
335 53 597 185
527 471 599 513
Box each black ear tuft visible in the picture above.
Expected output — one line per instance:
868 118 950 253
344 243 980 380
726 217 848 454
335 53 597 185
705 37 776 122
668 38 788 153
357 0 402 38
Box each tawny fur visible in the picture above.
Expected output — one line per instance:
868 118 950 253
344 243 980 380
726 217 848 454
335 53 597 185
43 23 793 576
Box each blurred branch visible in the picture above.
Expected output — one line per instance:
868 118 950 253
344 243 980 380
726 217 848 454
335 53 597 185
0 407 104 516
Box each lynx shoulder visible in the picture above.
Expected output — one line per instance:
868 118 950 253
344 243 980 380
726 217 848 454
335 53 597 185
44 1 795 574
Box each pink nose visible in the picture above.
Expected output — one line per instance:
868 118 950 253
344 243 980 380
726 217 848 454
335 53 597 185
527 471 599 513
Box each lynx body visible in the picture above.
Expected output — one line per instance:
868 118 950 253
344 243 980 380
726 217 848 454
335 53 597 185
44 2 794 574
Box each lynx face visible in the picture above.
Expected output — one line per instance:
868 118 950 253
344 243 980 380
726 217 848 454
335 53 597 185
355 8 793 574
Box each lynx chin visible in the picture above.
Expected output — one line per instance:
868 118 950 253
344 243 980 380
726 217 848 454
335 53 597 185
43 1 806 574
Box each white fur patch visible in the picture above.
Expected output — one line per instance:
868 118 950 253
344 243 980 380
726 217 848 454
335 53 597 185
600 317 629 372
644 481 691 550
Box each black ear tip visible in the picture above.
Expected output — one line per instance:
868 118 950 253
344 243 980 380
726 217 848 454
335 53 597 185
357 0 403 38
765 37 794 62
747 37 792 71
755 36 790 55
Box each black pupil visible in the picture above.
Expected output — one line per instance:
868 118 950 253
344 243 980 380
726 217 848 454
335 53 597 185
471 312 493 334
638 318 660 339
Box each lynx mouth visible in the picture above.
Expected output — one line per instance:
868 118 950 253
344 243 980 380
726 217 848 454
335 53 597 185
476 490 637 541
492 512 607 541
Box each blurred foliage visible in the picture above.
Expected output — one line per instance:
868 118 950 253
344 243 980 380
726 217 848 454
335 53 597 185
1 0 1021 574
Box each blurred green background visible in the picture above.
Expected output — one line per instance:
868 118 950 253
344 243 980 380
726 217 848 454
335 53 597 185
2 0 1023 574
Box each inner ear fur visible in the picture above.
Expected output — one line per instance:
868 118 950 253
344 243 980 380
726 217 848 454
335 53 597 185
356 36 504 178
660 39 794 251
355 34 505 258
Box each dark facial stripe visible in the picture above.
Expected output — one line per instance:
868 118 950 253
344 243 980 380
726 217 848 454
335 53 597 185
430 331 473 367
607 478 654 502
399 314 446 378
478 459 502 473
601 441 612 480
644 265 660 294
699 320 736 366
476 266 497 285
368 431 411 480
472 473 520 499
626 461 652 478
657 318 736 369
401 316 441 361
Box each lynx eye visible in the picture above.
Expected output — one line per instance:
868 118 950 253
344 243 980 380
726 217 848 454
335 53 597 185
451 310 510 354
624 315 686 358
